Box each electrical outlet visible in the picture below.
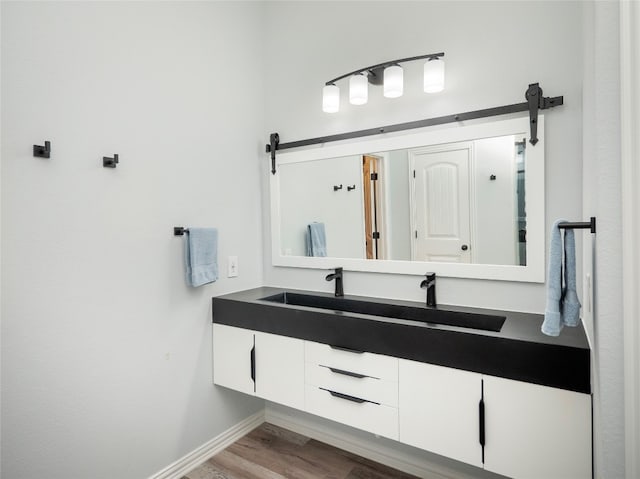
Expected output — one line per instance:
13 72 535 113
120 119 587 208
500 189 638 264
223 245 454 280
228 256 238 277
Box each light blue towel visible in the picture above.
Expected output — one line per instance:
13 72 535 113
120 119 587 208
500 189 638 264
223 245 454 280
306 222 327 257
541 219 581 336
562 227 581 327
184 228 218 287
542 219 566 336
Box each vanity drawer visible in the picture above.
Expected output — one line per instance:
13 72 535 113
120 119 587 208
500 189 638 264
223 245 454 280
305 384 398 440
305 363 398 407
305 341 398 381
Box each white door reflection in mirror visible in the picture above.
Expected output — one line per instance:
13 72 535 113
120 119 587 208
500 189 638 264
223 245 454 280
410 143 472 263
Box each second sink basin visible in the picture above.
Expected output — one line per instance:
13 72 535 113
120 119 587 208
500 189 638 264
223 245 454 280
260 292 506 332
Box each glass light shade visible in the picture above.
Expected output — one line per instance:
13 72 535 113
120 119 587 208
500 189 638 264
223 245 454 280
349 74 368 105
424 57 445 93
383 65 403 98
322 84 340 113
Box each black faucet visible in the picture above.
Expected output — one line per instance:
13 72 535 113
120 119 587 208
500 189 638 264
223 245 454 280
420 272 437 307
325 267 344 297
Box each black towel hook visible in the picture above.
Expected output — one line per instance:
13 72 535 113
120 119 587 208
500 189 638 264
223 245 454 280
33 141 51 158
103 154 119 168
174 227 190 236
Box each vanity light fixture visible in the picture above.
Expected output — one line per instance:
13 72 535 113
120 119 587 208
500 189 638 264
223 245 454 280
322 52 445 113
423 56 445 93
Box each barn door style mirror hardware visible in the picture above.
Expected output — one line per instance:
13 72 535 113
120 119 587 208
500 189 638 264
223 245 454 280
265 82 563 174
33 140 51 158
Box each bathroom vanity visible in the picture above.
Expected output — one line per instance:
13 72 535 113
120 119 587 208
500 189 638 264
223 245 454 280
212 287 592 479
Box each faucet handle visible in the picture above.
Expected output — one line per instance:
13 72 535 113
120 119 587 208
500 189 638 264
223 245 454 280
426 272 436 280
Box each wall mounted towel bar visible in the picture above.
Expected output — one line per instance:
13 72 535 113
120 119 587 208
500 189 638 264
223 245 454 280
174 227 190 236
558 217 596 234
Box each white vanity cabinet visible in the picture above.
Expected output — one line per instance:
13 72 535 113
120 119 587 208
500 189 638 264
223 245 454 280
212 323 304 410
398 358 591 479
482 375 592 479
399 360 484 468
304 341 399 440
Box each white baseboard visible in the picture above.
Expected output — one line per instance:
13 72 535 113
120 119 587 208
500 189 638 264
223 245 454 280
148 410 265 479
264 404 480 479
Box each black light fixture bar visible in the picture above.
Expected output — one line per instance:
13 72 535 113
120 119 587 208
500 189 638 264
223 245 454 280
325 52 445 86
266 82 563 174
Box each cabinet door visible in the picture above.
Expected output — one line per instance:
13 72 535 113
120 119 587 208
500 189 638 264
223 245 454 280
483 375 592 479
255 332 304 410
212 324 255 396
399 359 483 468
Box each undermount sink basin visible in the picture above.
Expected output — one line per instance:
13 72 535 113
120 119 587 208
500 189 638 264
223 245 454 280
260 292 506 332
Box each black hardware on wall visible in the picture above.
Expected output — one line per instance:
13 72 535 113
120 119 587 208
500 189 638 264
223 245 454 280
270 133 279 175
558 217 597 234
265 82 564 171
347 185 356 191
489 174 497 181
525 83 562 145
103 154 119 168
333 184 343 191
33 141 51 158
174 227 190 236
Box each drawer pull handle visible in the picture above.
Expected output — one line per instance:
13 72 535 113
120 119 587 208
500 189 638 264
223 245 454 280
320 387 379 405
327 367 367 379
330 345 364 354
250 346 256 383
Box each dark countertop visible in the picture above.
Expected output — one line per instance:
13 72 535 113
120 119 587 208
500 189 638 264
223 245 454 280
212 287 591 394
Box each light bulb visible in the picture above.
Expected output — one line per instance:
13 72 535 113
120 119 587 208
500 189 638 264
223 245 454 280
424 57 445 93
383 65 403 98
349 74 368 105
322 84 340 113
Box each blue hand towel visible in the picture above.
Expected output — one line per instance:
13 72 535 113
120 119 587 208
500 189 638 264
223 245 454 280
562 227 581 327
306 222 327 257
184 228 218 287
542 219 566 336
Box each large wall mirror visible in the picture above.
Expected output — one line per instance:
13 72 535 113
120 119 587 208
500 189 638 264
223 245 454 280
270 116 545 282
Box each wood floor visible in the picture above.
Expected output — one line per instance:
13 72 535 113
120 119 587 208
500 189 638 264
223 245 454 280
181 422 422 479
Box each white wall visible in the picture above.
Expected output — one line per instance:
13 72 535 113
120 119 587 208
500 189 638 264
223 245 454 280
385 149 411 261
1 2 265 478
582 2 625 478
262 1 583 312
473 135 519 266
278 155 365 258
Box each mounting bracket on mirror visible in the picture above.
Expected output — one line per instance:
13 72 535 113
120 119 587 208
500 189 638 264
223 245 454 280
265 82 564 173
270 133 279 175
525 83 563 146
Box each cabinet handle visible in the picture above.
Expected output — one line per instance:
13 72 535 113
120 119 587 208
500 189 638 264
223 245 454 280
479 398 485 447
330 345 364 354
250 346 256 383
327 366 367 379
320 387 378 404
